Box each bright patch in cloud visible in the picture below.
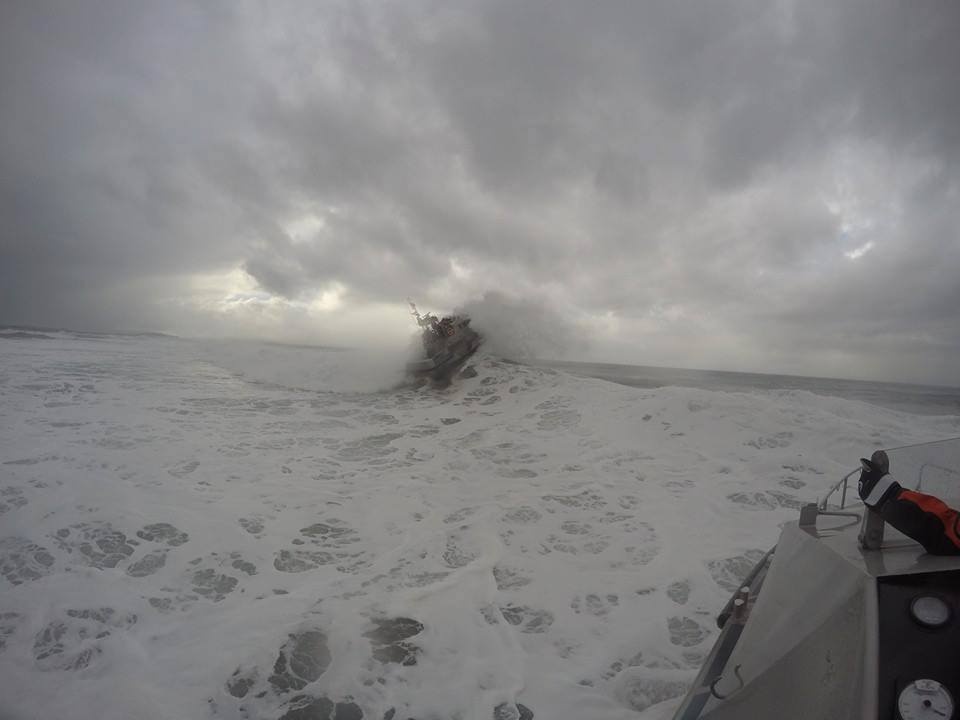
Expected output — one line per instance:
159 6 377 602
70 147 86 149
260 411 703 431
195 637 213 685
844 240 874 260
284 213 329 244
309 282 346 311
187 266 264 309
449 258 472 280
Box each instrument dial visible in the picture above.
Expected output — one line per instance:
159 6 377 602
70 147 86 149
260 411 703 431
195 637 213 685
898 679 954 720
911 595 951 629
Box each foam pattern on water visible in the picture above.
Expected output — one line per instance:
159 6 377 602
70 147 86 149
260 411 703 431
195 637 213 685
1 335 958 720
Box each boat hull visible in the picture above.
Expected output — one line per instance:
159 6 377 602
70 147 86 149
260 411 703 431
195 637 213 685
674 510 960 720
406 328 482 381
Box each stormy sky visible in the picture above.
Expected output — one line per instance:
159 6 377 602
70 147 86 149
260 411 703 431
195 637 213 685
2 0 959 385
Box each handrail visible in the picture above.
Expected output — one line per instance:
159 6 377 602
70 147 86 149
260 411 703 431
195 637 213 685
799 468 865 537
817 510 863 520
818 468 861 511
917 462 960 493
822 461 960 508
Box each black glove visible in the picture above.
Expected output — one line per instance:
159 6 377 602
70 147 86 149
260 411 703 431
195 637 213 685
858 450 895 507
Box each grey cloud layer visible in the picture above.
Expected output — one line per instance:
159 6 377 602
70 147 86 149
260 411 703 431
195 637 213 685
1 0 958 383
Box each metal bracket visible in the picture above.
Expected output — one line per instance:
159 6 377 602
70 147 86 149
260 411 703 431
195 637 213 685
799 502 819 527
858 508 885 550
710 664 744 700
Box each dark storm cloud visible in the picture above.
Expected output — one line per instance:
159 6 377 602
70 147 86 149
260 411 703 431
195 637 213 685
0 0 259 326
1 0 958 383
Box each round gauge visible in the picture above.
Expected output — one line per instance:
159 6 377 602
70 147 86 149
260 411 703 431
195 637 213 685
911 595 952 628
898 679 954 720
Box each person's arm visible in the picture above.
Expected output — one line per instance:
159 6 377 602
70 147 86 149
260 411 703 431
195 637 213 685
859 456 960 555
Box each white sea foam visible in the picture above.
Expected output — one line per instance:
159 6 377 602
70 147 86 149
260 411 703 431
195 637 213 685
195 338 412 394
0 335 957 720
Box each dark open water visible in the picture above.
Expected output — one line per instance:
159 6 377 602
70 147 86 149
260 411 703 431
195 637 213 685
538 360 960 417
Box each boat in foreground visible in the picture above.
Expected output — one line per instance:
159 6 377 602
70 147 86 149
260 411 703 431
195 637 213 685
674 436 960 720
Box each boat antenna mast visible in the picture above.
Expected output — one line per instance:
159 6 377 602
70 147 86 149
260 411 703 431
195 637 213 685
407 298 433 328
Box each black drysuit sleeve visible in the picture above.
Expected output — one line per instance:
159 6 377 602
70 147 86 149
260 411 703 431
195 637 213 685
867 475 960 556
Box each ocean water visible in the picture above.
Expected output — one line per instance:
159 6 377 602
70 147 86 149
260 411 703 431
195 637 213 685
539 360 960 417
1 332 959 720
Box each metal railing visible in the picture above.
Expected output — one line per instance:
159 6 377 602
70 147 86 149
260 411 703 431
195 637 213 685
818 468 862 511
807 440 960 548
